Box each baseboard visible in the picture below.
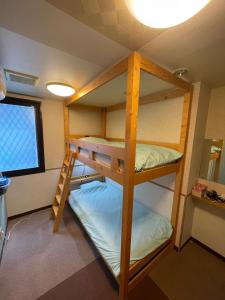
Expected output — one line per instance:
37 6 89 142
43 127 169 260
175 237 224 261
8 205 51 220
190 237 225 261
180 237 192 250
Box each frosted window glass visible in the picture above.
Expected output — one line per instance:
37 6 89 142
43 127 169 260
0 103 38 172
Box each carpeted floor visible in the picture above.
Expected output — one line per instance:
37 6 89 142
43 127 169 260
37 257 169 300
149 239 225 300
0 206 99 300
0 205 225 300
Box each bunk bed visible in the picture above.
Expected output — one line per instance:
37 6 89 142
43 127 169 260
51 52 193 300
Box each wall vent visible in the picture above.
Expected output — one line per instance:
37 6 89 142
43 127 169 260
4 69 39 86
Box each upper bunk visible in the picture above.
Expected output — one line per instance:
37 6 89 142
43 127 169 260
64 52 193 185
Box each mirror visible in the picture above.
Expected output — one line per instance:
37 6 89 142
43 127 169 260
199 139 225 184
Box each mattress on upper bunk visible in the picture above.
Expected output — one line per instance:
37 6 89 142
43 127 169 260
75 137 183 172
69 180 173 277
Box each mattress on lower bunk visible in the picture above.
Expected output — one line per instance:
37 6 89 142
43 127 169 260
69 180 173 277
78 137 183 171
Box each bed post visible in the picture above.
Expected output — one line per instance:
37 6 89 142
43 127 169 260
171 90 193 244
101 107 107 138
64 103 70 155
119 52 141 300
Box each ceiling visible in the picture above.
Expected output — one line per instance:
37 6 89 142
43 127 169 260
0 0 129 99
140 0 225 87
46 0 164 50
0 0 225 99
76 71 174 107
0 0 129 67
0 27 102 99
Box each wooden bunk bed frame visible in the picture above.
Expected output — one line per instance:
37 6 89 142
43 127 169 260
61 52 193 300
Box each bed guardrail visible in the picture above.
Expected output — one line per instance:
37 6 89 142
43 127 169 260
67 138 125 184
67 137 181 185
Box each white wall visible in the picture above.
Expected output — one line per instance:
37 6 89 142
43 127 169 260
178 82 211 246
107 97 183 143
106 176 174 220
69 107 102 136
69 106 102 177
192 202 225 256
6 95 65 217
205 85 225 139
190 86 225 256
181 82 211 195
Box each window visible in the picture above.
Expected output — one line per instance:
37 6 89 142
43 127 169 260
0 97 45 177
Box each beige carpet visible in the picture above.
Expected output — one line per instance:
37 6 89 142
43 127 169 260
0 205 225 300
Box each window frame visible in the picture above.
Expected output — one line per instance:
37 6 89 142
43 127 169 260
0 96 45 177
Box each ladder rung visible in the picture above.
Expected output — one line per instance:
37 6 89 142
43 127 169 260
58 184 63 192
64 160 69 167
61 172 66 179
51 152 76 233
52 205 59 217
55 194 61 205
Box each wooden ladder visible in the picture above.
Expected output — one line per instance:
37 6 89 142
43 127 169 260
50 151 76 233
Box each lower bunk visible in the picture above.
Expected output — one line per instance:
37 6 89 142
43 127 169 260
68 180 173 281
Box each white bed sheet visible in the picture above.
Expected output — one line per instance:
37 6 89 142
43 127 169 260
69 181 173 277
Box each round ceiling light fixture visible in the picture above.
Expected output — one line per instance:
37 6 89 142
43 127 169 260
173 67 189 81
125 0 211 29
173 67 189 77
46 82 75 97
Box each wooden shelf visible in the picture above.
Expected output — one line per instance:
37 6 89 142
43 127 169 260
192 195 225 211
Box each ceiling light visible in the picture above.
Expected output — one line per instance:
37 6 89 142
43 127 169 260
173 68 189 78
46 82 75 97
125 0 211 29
173 67 189 82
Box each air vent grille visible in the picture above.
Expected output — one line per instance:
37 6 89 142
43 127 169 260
4 69 39 86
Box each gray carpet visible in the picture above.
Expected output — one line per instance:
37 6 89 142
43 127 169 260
37 257 169 300
149 240 225 300
0 206 99 300
0 206 225 300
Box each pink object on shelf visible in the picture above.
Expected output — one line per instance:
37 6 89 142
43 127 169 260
192 182 207 197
